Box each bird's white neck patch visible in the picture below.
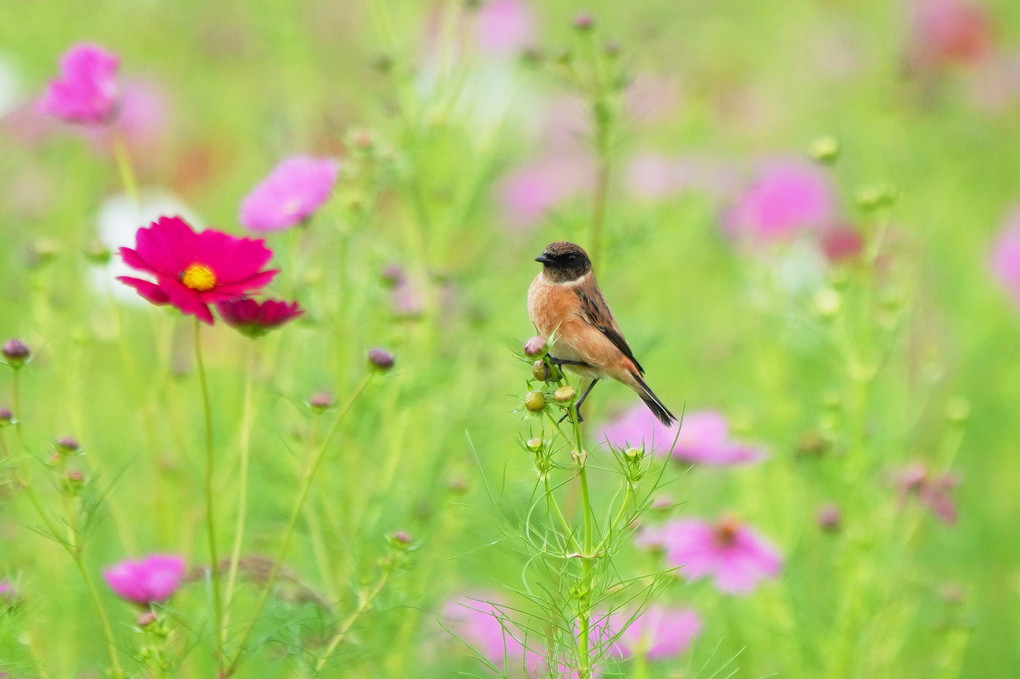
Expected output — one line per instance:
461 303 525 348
542 270 591 287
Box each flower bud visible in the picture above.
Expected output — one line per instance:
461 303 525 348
624 447 644 462
570 449 587 466
524 391 546 412
61 470 85 496
573 13 595 31
523 336 547 357
554 385 576 404
532 360 550 381
56 437 80 454
817 503 841 533
308 391 335 412
389 531 413 549
526 438 544 452
810 135 840 165
368 348 395 371
2 339 30 368
855 184 898 211
137 611 158 627
0 408 12 427
84 239 112 265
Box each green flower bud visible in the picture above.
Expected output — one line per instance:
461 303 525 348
532 359 550 381
524 391 546 412
810 135 840 165
554 385 576 404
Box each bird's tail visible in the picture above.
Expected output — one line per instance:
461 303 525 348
630 372 677 426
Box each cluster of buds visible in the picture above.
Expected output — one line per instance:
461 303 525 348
379 530 417 572
49 437 86 497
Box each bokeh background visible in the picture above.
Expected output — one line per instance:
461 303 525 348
1 0 1019 677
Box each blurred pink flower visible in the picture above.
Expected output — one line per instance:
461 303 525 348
625 75 682 125
239 156 340 232
443 595 525 664
497 155 593 229
78 78 171 161
907 0 993 71
103 554 185 606
991 208 1020 306
475 0 537 56
723 159 837 242
598 405 765 466
895 463 960 525
638 517 782 594
38 43 119 124
608 605 701 660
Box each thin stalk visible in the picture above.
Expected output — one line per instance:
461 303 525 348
73 546 125 677
223 344 257 632
112 133 140 206
313 568 392 672
12 369 24 450
193 318 225 673
223 374 374 676
568 401 595 679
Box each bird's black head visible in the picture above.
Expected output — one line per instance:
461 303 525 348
535 242 592 282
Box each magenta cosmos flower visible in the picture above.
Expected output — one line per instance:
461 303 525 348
443 595 526 664
599 406 765 466
723 158 837 243
118 216 278 324
238 156 340 232
608 605 702 660
639 517 782 595
38 43 119 124
216 297 302 338
103 554 185 606
991 207 1020 306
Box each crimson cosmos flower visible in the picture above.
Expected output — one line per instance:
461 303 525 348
216 297 303 338
117 216 278 324
103 554 185 606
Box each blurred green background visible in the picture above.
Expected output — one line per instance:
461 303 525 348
1 0 1019 677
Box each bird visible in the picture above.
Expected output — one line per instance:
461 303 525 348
527 241 676 426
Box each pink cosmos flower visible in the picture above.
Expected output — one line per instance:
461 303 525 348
103 554 185 606
38 43 119 124
907 0 993 71
118 216 278 324
723 159 837 243
239 156 340 232
638 517 782 594
443 595 602 677
895 463 960 525
991 207 1020 306
77 78 171 163
216 297 303 338
598 406 765 466
497 155 593 230
608 605 701 660
475 0 537 56
443 595 526 665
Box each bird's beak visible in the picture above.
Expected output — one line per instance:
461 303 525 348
535 254 552 264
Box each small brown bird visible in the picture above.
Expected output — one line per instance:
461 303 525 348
527 241 676 425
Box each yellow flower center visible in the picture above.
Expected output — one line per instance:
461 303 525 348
180 263 216 291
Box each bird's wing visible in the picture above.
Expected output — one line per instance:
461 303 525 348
574 286 645 375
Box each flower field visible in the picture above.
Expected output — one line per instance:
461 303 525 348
1 1 1019 677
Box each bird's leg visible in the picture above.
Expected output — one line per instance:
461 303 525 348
547 356 589 367
559 378 599 424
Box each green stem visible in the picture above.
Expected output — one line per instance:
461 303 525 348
223 344 257 632
313 568 392 672
223 374 374 676
12 369 25 450
73 547 125 677
113 133 140 206
569 402 594 679
193 318 225 673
